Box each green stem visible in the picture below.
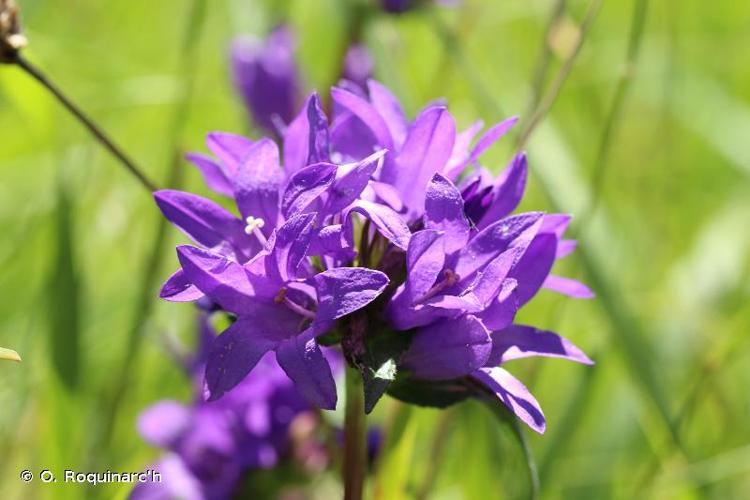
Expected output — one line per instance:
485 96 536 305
516 0 603 149
343 364 367 500
12 54 158 193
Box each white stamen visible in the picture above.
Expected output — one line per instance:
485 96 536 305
244 216 266 235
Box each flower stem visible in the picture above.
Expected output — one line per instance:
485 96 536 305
343 363 367 500
12 54 158 192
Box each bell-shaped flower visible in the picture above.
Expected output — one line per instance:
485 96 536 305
176 213 389 409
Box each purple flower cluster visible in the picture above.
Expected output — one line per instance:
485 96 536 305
157 76 593 433
132 314 340 499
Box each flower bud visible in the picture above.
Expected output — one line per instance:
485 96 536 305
230 26 299 136
0 0 26 63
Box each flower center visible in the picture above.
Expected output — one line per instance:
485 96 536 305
413 269 461 305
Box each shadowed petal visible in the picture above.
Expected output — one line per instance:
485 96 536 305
185 153 233 197
402 315 491 380
313 267 389 323
472 367 546 434
283 94 330 175
276 331 338 409
206 132 254 176
424 173 470 254
509 233 557 306
205 317 289 401
476 279 518 331
384 107 456 216
542 275 595 298
233 138 283 231
346 200 411 250
405 229 445 302
331 87 393 150
267 213 316 282
176 246 257 314
160 269 204 302
154 190 247 254
455 212 544 281
308 224 356 261
367 80 408 148
325 150 385 214
477 153 528 230
281 162 337 218
461 248 522 308
487 325 594 366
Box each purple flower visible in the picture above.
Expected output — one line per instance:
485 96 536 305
387 171 593 433
177 213 388 408
131 315 331 499
231 26 299 136
156 78 592 434
342 44 374 92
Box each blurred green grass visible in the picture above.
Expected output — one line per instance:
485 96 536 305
1 0 749 498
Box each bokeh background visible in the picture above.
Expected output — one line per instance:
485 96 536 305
1 0 749 498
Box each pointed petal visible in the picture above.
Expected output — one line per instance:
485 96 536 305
542 275 595 298
205 317 287 401
402 315 491 380
346 200 411 250
461 248 522 308
424 173 470 254
487 325 594 366
206 132 254 175
509 233 558 306
477 153 528 229
405 229 445 301
154 190 247 255
160 269 204 302
540 214 572 238
556 239 577 259
281 162 337 218
313 267 389 323
476 280 518 331
455 212 544 281
331 87 393 150
276 331 338 409
467 116 518 164
443 120 484 180
326 150 385 214
283 94 330 175
176 246 256 314
369 181 405 212
233 138 283 230
367 80 408 148
185 153 233 197
472 367 546 433
384 107 456 215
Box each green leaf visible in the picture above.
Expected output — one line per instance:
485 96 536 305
47 179 81 390
483 399 540 500
387 376 471 409
358 325 412 414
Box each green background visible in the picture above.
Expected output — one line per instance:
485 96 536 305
1 0 748 498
